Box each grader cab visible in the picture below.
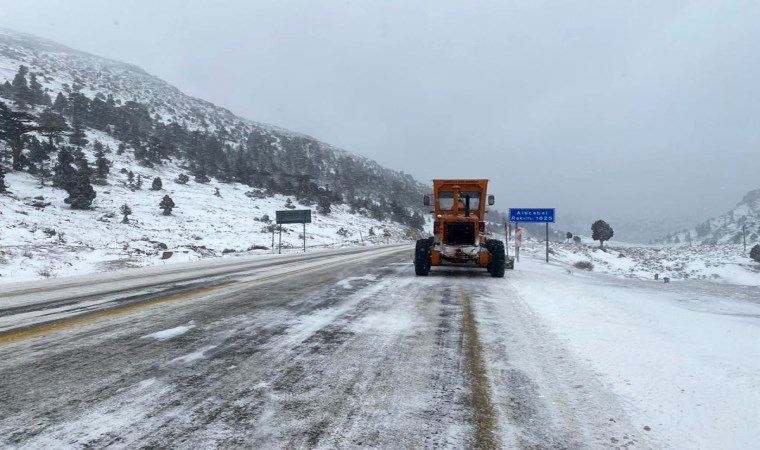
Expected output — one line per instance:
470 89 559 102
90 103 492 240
414 179 514 277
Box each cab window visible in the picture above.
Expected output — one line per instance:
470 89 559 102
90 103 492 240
459 192 480 209
438 192 454 210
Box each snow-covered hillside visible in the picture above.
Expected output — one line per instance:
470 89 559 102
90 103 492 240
0 28 274 136
657 189 760 246
0 28 428 205
0 129 421 284
0 28 434 283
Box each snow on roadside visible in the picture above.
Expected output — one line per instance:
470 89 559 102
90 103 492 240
519 239 759 286
506 244 760 449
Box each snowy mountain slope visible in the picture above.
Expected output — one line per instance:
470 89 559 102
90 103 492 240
0 129 421 284
0 28 275 136
657 188 760 246
0 28 428 204
0 28 433 283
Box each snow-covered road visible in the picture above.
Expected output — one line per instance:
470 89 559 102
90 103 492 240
0 244 757 449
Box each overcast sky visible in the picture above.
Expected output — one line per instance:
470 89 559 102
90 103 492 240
2 0 759 241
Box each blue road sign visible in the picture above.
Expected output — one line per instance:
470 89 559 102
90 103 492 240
509 208 555 223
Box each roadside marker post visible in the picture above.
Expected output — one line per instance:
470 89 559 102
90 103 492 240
503 220 510 259
515 225 522 262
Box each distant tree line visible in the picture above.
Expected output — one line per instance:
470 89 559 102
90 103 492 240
0 65 425 229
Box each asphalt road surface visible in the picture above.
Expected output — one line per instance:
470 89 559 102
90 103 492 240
0 246 647 449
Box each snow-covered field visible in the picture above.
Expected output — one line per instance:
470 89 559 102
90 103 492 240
497 241 760 449
519 237 759 286
0 130 421 284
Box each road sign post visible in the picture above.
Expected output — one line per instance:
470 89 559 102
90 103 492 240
515 225 522 262
276 210 312 254
509 208 556 263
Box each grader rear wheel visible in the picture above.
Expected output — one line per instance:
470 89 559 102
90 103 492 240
414 238 432 276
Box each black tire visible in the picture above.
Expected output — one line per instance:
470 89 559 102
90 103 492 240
488 240 506 278
414 238 432 276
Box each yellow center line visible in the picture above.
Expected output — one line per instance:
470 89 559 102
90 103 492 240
0 248 407 345
459 286 500 449
0 285 225 346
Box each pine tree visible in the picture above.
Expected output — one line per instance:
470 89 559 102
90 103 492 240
120 204 132 223
28 73 45 105
127 170 134 185
0 81 12 98
38 109 68 145
69 118 88 147
116 143 126 155
136 174 143 190
0 100 41 171
52 92 69 115
159 195 175 215
750 244 760 263
591 219 614 249
28 138 55 184
317 196 331 215
52 146 77 191
89 96 109 130
67 92 90 123
73 148 91 177
11 65 32 109
64 165 96 209
94 141 110 184
151 177 162 190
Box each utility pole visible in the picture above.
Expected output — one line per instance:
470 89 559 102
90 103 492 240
545 223 549 263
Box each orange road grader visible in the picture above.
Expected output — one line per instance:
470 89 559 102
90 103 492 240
414 179 514 277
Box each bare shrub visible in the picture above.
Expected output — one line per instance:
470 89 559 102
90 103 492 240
574 261 594 271
37 267 55 278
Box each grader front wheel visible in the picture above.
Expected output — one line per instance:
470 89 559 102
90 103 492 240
487 240 506 278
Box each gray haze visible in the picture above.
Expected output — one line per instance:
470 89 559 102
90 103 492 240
2 0 759 242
